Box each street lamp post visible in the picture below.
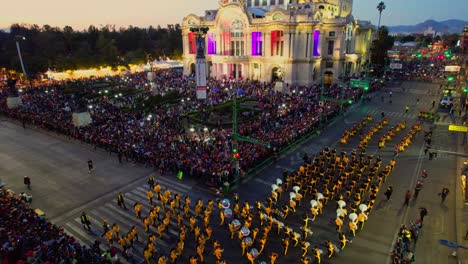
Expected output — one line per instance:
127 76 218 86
15 35 28 78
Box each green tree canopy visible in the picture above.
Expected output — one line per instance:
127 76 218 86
0 23 182 75
370 26 394 76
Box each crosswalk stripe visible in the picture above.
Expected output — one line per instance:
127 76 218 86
125 193 144 204
63 185 212 263
64 222 95 246
88 209 107 229
156 176 192 191
255 178 273 188
131 189 150 201
101 203 137 230
63 222 130 264
84 209 146 260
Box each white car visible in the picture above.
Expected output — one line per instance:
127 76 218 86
440 96 454 108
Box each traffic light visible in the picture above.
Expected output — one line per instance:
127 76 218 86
463 87 468 93
348 99 353 104
447 76 454 82
232 143 239 159
364 86 369 91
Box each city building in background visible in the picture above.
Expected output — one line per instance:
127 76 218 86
181 0 374 86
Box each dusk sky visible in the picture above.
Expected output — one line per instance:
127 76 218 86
1 0 467 30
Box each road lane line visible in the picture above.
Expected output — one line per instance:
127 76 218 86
386 142 426 264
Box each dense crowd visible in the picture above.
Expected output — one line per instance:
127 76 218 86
0 71 378 186
0 189 115 263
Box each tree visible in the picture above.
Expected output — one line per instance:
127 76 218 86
377 2 386 29
370 26 394 76
0 23 183 74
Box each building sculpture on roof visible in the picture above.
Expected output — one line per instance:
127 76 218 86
182 0 374 86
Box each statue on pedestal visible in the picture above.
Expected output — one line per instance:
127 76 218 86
73 92 88 113
6 77 18 97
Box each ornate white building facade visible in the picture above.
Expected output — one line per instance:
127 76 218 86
181 0 374 86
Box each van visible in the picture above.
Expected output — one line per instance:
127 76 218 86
440 96 454 108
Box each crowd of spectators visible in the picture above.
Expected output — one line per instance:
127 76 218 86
0 70 378 187
0 189 115 263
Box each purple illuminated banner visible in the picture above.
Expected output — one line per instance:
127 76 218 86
251 32 262 56
313 30 320 56
207 33 216 55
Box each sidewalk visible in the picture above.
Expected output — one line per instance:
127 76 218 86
455 132 468 263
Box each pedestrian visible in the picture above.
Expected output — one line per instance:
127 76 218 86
432 100 435 108
148 176 155 189
23 176 31 190
81 212 91 230
118 152 123 164
117 192 127 209
424 146 430 155
438 187 449 202
147 189 153 205
419 207 428 222
381 112 385 118
384 186 393 200
87 159 93 173
404 190 411 206
426 138 432 145
414 182 423 199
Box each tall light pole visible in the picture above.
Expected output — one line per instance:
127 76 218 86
15 35 28 78
190 26 209 100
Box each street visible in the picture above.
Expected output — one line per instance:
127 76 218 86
0 81 466 264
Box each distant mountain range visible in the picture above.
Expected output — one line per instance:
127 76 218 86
387 19 467 34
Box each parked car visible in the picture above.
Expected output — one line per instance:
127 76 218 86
440 96 454 108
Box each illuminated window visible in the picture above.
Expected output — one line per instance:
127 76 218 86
313 30 320 56
271 30 284 56
327 40 334 55
231 32 245 56
251 32 263 56
230 20 245 56
188 32 196 54
207 33 216 55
